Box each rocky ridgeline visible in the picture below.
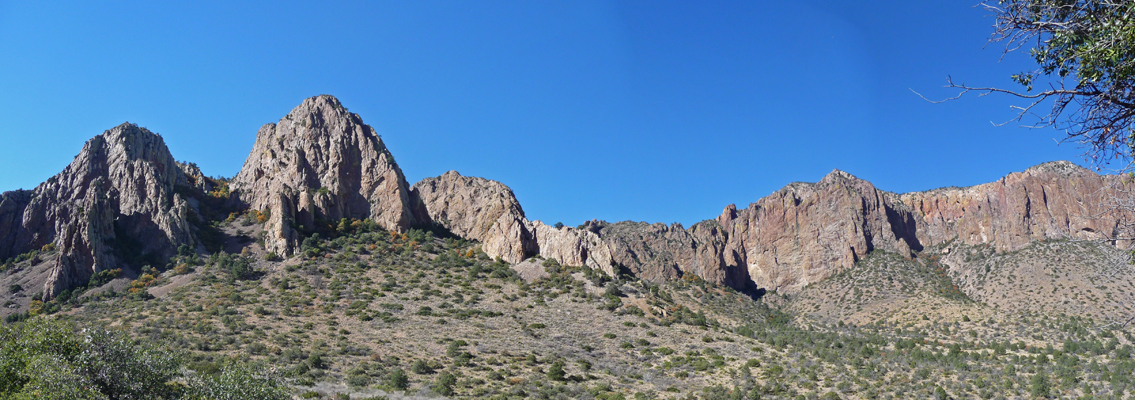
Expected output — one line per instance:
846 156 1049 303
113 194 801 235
410 171 618 276
230 95 421 257
6 94 1132 299
416 163 1132 294
0 124 199 298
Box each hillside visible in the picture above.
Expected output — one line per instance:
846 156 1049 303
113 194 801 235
3 215 1132 399
3 95 1135 399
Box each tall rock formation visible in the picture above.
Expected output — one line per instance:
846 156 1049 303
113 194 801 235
231 95 419 256
709 170 921 293
0 123 198 298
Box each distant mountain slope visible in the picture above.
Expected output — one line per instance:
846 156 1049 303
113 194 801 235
943 239 1135 320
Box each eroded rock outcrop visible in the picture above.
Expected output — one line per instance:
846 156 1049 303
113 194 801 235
410 171 618 276
411 171 534 262
0 123 198 298
231 95 419 256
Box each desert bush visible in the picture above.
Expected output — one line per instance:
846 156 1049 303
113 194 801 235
411 359 433 374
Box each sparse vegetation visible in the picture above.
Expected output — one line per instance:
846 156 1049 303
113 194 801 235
3 213 1135 399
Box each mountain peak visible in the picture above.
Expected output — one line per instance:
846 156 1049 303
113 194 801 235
1 122 197 299
232 96 419 256
820 168 861 184
1024 160 1088 176
289 94 345 115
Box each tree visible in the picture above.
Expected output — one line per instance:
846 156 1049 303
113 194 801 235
1030 372 1052 398
0 317 288 400
387 368 409 390
0 317 181 399
942 1 1135 165
433 372 456 396
547 360 567 382
411 359 433 374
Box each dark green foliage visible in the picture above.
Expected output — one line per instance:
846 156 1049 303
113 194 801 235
411 359 433 374
209 252 256 280
387 368 409 390
547 360 566 381
88 268 122 287
434 371 456 395
446 340 467 358
1030 372 1051 398
933 385 947 400
0 317 287 400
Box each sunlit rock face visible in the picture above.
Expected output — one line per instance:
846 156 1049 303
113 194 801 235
231 95 419 256
419 162 1133 295
0 123 197 298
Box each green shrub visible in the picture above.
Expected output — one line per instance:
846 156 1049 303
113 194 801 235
547 361 566 381
434 372 456 395
0 318 289 400
387 368 409 390
0 317 181 399
411 359 433 374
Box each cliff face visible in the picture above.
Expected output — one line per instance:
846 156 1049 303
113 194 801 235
710 171 921 293
231 95 419 256
0 123 198 298
413 162 1131 294
410 171 535 262
899 161 1127 251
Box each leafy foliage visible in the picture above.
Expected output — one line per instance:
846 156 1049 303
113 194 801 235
0 318 287 400
960 1 1135 163
0 318 179 399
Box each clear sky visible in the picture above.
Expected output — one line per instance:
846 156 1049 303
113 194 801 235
0 1 1098 227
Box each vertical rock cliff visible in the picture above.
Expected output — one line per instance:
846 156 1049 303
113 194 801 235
0 123 198 298
231 95 419 256
899 161 1128 250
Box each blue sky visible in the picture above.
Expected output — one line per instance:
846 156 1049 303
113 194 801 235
0 1 1093 226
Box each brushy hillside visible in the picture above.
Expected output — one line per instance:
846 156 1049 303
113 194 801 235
3 212 1135 399
945 239 1135 321
783 251 988 327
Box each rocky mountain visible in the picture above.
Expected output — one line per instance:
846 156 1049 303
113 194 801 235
0 123 199 298
414 162 1132 295
230 95 420 257
7 94 1132 301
